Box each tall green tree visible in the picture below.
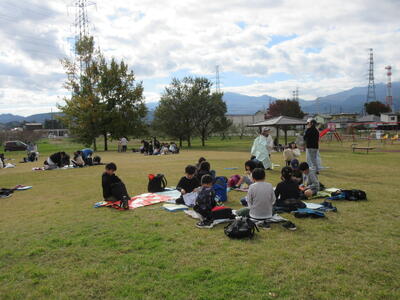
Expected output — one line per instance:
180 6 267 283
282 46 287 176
58 36 102 150
153 77 230 147
190 78 230 146
59 36 147 151
364 101 391 116
267 99 305 119
153 78 193 147
97 58 147 151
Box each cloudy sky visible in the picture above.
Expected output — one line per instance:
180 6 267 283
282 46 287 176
0 0 399 116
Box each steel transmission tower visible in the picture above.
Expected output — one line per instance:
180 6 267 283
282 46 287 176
292 87 299 101
72 0 95 76
366 48 376 104
385 65 393 111
215 65 221 93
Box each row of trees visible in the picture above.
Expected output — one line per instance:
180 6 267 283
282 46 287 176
59 37 147 151
152 77 231 147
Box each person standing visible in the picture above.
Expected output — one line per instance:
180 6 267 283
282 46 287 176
251 128 273 170
303 119 320 173
120 137 128 152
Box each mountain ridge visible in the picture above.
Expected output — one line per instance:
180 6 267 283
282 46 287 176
1 82 399 124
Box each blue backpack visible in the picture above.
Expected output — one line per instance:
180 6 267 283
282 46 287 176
213 176 228 202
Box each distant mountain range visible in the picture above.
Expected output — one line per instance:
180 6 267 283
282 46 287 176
146 82 399 116
1 82 398 125
0 112 61 124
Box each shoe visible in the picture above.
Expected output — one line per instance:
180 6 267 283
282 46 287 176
196 220 214 229
260 221 271 230
282 221 297 231
120 196 129 210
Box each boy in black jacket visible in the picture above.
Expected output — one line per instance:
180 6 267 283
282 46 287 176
194 175 217 229
176 165 200 204
102 163 130 209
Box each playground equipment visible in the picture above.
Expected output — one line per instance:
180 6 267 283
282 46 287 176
320 124 342 142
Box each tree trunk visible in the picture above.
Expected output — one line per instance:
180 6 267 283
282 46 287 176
103 132 108 151
179 137 183 148
93 138 97 151
187 135 191 147
201 132 205 146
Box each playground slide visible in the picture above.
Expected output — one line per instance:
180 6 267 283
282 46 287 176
320 128 330 138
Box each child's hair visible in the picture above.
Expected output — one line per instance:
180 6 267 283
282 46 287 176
252 168 266 181
299 162 309 171
201 174 213 185
106 162 117 171
244 160 256 171
185 165 197 175
281 166 293 180
199 161 210 171
198 157 206 165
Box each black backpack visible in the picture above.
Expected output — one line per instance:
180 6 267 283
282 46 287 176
224 217 259 239
93 156 101 164
343 190 367 201
0 188 14 198
147 174 167 193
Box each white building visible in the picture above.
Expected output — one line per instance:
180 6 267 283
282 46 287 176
226 110 265 126
380 113 398 123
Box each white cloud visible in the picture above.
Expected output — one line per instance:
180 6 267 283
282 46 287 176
0 0 399 115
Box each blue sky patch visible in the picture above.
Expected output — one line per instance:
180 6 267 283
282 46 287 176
267 34 298 47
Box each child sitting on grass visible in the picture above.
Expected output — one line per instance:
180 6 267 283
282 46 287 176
196 161 215 183
275 167 305 211
236 168 275 228
194 175 217 229
299 162 320 199
102 163 130 209
235 160 257 189
176 165 200 205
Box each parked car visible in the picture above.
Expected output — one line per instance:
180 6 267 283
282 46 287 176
4 141 28 152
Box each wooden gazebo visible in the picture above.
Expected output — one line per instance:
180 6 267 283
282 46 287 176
248 115 307 145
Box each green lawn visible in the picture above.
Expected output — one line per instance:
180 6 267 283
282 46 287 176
0 138 399 299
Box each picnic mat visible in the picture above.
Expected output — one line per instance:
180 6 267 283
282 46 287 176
162 203 188 212
14 185 33 191
94 192 175 210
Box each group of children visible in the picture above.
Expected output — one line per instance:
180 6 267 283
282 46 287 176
140 139 179 155
100 151 320 230
42 149 101 170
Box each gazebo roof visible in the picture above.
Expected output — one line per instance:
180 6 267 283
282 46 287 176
248 115 307 127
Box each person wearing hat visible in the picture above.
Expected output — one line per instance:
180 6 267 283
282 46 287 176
303 118 320 173
250 127 274 169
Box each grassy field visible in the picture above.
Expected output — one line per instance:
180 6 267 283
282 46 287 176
0 137 399 299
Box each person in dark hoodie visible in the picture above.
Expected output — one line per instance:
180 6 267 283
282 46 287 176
102 163 129 209
196 161 215 183
303 118 320 174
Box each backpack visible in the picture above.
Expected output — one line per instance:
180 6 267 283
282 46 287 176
342 189 367 201
194 187 216 212
224 217 259 239
147 174 167 193
213 176 228 202
93 156 101 164
329 189 367 201
211 206 235 220
228 175 241 188
0 188 14 198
